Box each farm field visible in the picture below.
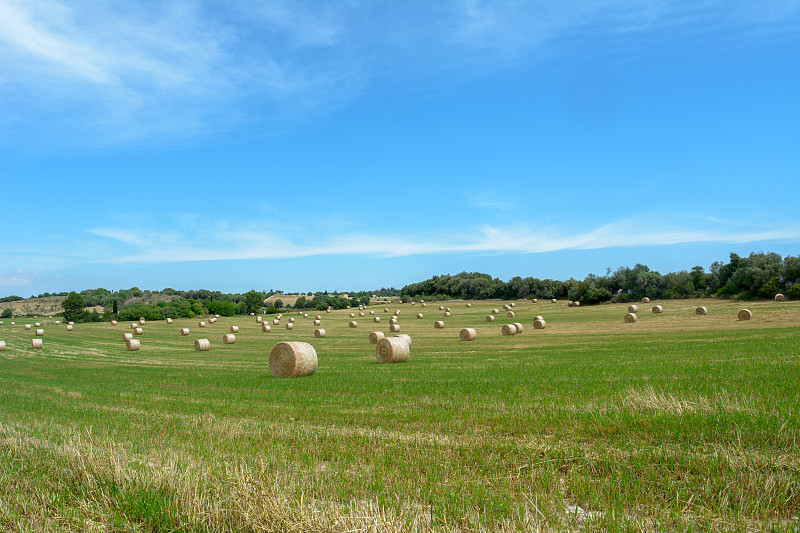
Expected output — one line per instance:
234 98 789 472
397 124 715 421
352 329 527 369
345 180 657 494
0 298 798 532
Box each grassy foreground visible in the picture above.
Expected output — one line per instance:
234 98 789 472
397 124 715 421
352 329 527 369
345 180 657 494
0 299 798 532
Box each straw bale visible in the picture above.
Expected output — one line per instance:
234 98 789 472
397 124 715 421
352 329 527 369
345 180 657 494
24 324 31 330
394 334 412 347
370 310 375 315
316 315 322 320
776 294 785 302
180 328 190 336
303 314 309 318
35 329 44 336
223 334 236 344
194 339 210 351
289 317 295 323
389 317 398 324
511 303 516 307
532 299 538 303
486 315 495 322
313 319 321 326
31 339 43 349
738 309 753 321
0 341 5 352
384 308 389 313
513 322 523 333
66 325 73 331
123 333 133 341
313 329 326 338
503 304 510 311
350 313 356 318
439 306 445 310
349 321 358 328
134 327 143 335
628 305 639 313
551 299 557 303
466 303 471 308
269 341 317 377
262 324 271 332
35 322 41 327
139 318 145 325
624 313 637 323
417 313 424 319
641 297 650 303
273 319 280 325
126 339 140 351
359 312 365 317
375 337 410 364
652 305 663 314
257 316 262 323
286 323 294 330
506 311 515 318
444 311 451 317
501 324 518 336
421 303 426 307
434 321 445 329
111 320 118 325
389 324 400 333
696 306 708 315
230 326 239 333
533 319 546 329
369 331 385 344
199 321 207 327
460 328 476 341
326 309 331 313
492 309 499 315
373 316 381 323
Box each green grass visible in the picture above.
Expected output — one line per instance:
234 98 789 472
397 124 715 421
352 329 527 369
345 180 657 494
0 299 798 531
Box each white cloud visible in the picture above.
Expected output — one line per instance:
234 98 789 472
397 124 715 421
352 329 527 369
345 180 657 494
0 269 40 288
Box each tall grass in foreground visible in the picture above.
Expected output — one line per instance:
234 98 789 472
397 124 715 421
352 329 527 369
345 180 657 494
0 298 798 531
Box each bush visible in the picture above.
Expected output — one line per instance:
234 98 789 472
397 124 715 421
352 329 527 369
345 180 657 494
265 307 279 314
788 283 800 300
0 308 12 318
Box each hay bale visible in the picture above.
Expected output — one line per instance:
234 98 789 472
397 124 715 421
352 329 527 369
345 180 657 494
250 312 255 316
444 311 451 317
421 303 426 307
394 310 400 315
369 331 385 344
533 319 546 329
314 329 326 338
652 305 663 314
24 324 31 330
394 334 412 347
66 325 73 331
230 326 239 333
34 322 41 327
194 339 210 351
624 313 637 323
503 304 510 311
375 337 410 364
286 323 294 330
316 315 322 320
486 315 495 322
501 324 517 336
373 316 381 323
460 328 476 341
269 341 317 377
289 317 295 323
738 309 753 321
262 324 271 333
445 307 451 312
66 321 72 326
389 317 398 324
111 320 118 325
439 306 445 310
35 329 44 336
389 324 400 333
534 315 544 321
126 339 140 351
370 311 375 315
0 341 5 352
139 318 145 325
551 299 557 303
257 316 262 323
628 305 639 313
303 313 309 318
434 321 445 329
223 334 236 344
641 297 650 303
466 303 472 308
492 309 499 315
359 312 365 317
277 314 283 319
349 321 358 328
273 319 280 325
776 294 785 302
123 332 133 341
384 308 389 313
180 328 190 336
31 339 43 349
350 313 355 318
696 306 708 316
574 301 581 307
567 301 574 307
506 311 515 318
313 319 321 326
510 303 516 307
532 298 538 303
134 327 143 335
199 321 207 327
326 309 331 313
513 322 524 333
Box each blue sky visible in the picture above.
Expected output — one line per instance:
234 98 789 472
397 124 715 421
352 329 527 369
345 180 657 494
1 0 798 296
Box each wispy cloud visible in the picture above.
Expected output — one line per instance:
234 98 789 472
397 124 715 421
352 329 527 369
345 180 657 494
0 269 40 288
0 0 796 148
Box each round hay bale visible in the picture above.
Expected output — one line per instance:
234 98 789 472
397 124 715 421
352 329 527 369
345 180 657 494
421 303 426 307
506 311 515 318
624 313 637 323
194 339 210 351
131 323 138 329
696 306 708 316
384 308 389 313
641 297 650 303
513 322 524 333
316 315 322 320
0 341 5 352
359 312 365 317
286 323 294 330
66 321 73 326
9 322 13 325
289 317 295 323
180 328 190 336
166 318 173 324
134 327 143 335
34 322 41 327
628 305 639 313
394 310 400 315
269 341 317 377
551 299 557 304
66 325 73 331
261 324 271 333
277 314 283 319
313 319 321 326
503 304 510 310
369 331 385 344
466 303 472 308
776 294 785 302
444 311 451 317
394 334 412 347
349 313 355 318
532 298 538 303
375 337 410 364
434 321 445 329
459 328 476 341
123 332 133 341
31 339 43 349
417 313 424 319
257 316 262 323
574 301 581 307
567 301 574 307
298 311 303 315
373 316 381 323
314 329 326 338
230 326 239 333
420 299 425 303
303 313 309 318
738 309 753 321
326 309 331 313
652 305 663 314
24 324 31 330
349 321 358 328
492 309 499 315
501 324 518 336
35 329 44 336
439 305 445 310
445 307 451 312
273 319 280 325
139 318 145 325
511 302 516 307
199 321 207 327
223 334 236 344
389 324 400 333
533 319 546 329
534 315 544 321
111 320 117 325
389 317 398 324
126 339 140 351
215 315 220 319
486 315 495 322
250 312 255 316
370 311 375 315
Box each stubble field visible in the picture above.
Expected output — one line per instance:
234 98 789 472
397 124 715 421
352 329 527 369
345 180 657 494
0 298 798 532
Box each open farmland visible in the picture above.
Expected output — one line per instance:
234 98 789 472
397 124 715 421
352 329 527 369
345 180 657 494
0 299 798 532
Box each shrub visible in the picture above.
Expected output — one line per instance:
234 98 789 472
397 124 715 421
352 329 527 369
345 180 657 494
788 283 800 300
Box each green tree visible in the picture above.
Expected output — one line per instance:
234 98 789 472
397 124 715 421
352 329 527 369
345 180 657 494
1 308 12 318
274 299 284 309
243 290 264 315
62 291 88 323
112 299 118 314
